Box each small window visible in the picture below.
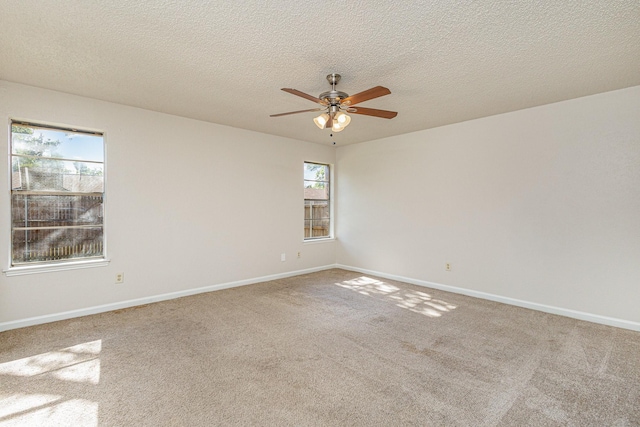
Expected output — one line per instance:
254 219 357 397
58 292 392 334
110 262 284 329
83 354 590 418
10 122 105 266
304 162 331 240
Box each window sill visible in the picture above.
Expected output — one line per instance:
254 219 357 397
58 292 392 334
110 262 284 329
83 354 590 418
303 237 335 244
3 259 111 276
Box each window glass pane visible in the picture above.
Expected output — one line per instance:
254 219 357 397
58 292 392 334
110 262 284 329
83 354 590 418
12 227 104 264
305 200 329 220
12 194 103 228
10 122 105 266
304 161 330 240
304 163 329 181
304 181 328 200
317 220 330 236
11 125 103 162
307 219 330 238
11 157 103 192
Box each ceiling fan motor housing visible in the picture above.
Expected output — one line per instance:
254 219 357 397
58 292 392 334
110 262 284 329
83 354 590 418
320 73 348 105
319 90 349 105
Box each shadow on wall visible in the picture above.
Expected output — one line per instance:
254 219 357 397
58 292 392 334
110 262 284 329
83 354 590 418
335 276 457 318
0 340 101 425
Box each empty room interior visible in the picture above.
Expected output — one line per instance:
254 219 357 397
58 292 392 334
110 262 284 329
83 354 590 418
1 1 639 426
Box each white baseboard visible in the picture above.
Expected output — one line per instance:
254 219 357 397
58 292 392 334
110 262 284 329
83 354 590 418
3 264 639 333
0 264 337 332
335 264 640 332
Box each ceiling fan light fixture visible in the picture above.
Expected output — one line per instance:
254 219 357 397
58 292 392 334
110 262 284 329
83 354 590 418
335 112 351 126
332 122 345 132
313 113 330 129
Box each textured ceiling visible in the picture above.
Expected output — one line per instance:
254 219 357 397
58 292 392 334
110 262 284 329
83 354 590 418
1 1 639 145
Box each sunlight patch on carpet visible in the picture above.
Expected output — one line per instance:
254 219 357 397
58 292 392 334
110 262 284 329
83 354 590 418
0 394 98 426
0 340 101 383
335 276 457 317
0 341 101 426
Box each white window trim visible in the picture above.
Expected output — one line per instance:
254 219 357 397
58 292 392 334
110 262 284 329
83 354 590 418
303 237 335 244
3 258 110 276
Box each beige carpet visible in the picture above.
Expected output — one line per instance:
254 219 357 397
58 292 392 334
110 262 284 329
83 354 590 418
1 269 638 426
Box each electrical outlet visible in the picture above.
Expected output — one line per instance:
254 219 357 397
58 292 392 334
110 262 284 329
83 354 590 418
445 263 451 271
297 252 301 258
115 273 124 283
281 253 286 262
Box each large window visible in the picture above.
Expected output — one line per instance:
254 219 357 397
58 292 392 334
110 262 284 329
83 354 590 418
304 162 330 240
10 122 105 266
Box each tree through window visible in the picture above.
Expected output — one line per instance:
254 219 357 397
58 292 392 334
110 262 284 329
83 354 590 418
10 122 105 266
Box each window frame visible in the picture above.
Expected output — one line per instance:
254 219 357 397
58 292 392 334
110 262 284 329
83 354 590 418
4 120 109 276
304 161 333 241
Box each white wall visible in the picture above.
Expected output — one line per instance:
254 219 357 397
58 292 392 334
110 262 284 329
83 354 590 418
2 81 639 330
336 86 640 325
0 81 336 327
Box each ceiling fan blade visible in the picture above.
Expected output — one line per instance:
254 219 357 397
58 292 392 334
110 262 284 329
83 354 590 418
348 107 398 119
326 113 333 129
281 88 328 105
341 86 391 106
270 108 324 117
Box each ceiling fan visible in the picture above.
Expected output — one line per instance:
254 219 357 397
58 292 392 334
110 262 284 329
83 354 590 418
270 74 397 132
